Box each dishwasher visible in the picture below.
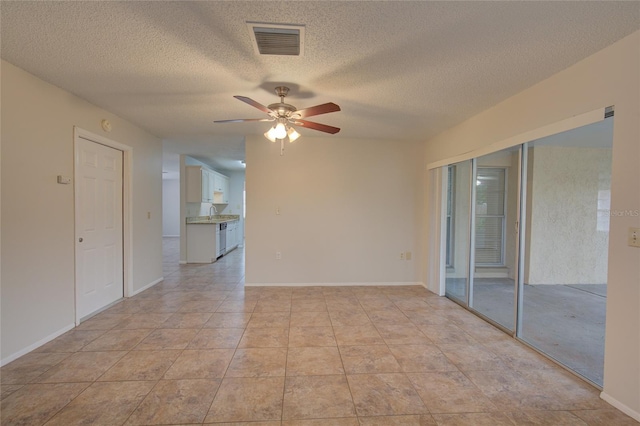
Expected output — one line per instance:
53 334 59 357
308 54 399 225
218 222 227 257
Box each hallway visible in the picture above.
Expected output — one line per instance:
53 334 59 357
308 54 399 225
0 238 636 425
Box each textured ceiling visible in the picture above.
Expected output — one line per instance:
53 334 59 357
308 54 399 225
1 1 638 171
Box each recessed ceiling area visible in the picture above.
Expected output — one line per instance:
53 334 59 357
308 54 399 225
1 1 638 171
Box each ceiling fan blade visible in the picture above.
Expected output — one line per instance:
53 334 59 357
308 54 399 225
294 119 341 134
234 96 272 114
214 118 273 123
293 102 341 118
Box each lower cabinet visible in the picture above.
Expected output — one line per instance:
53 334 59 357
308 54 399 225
226 220 240 252
186 224 218 263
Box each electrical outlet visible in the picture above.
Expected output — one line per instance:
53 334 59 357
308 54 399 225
276 207 281 215
147 212 151 219
400 252 405 260
406 251 412 260
629 227 640 248
276 251 282 260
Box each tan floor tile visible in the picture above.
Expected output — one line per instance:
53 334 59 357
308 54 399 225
375 324 432 345
81 329 151 351
35 329 106 353
431 412 516 425
408 371 499 413
571 409 639 426
283 375 356 420
358 414 437 425
114 313 172 329
418 324 477 345
482 340 557 371
217 299 257 313
135 328 199 350
367 308 412 326
76 313 132 330
226 348 287 377
98 350 181 381
506 410 588 425
520 368 609 410
36 351 127 383
0 352 70 384
161 312 213 328
204 312 252 328
178 299 223 313
328 310 372 326
347 373 428 416
0 383 89 425
439 343 507 372
127 379 220 425
205 377 284 423
247 312 291 328
358 297 398 311
164 349 234 379
392 299 432 312
0 384 23 400
388 344 458 372
289 327 336 347
339 345 402 374
465 368 549 410
254 300 292 312
45 380 155 425
239 327 289 348
290 299 328 312
286 347 345 376
189 328 244 349
334 325 385 346
290 311 332 327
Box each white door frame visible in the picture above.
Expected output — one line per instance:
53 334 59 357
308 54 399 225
73 126 133 324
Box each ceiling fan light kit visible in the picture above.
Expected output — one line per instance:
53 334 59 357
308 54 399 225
215 86 340 155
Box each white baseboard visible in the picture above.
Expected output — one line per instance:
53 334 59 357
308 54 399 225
1 323 75 367
245 282 423 287
600 391 640 422
131 276 164 297
162 234 179 238
179 260 187 264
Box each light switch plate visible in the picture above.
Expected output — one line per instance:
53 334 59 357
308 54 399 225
57 175 71 184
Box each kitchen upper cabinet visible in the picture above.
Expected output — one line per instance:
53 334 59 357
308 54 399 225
186 165 229 204
213 174 229 204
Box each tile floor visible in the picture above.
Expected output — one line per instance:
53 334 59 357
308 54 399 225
1 238 637 425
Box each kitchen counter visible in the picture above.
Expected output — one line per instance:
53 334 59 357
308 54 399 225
186 215 240 224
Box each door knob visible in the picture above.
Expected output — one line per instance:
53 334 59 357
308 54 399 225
79 238 83 242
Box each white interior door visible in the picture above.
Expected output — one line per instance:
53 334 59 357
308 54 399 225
75 137 124 321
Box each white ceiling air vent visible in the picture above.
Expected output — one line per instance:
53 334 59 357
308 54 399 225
247 22 305 56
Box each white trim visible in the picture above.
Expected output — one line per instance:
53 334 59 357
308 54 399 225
163 235 180 237
179 260 188 265
131 277 164 297
426 107 605 170
245 282 423 287
73 126 134 324
0 323 75 367
600 392 640 422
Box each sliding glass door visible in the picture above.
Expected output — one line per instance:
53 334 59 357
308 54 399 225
444 161 472 303
470 147 521 331
519 119 613 386
440 115 612 387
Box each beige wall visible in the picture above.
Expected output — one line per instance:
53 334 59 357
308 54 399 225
1 61 163 362
423 32 640 418
245 135 423 285
526 146 611 285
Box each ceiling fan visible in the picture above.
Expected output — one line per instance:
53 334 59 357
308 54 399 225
214 86 341 143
